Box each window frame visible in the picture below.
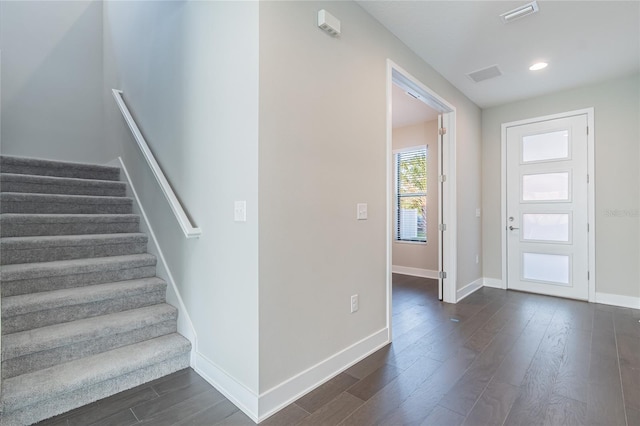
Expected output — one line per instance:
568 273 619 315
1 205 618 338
394 145 428 244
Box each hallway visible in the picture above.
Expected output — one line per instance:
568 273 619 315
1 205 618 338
38 275 639 425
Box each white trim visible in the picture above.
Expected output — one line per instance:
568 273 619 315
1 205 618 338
392 265 439 279
483 278 505 289
586 109 596 303
194 352 260 423
115 157 198 365
257 328 389 422
386 60 394 341
112 89 202 239
457 278 483 302
595 292 640 310
500 108 595 301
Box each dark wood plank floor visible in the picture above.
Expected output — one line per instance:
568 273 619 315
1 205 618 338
38 274 640 425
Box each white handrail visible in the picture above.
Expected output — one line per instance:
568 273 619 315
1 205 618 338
112 89 202 238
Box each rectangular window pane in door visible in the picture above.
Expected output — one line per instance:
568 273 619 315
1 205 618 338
522 252 570 285
522 130 569 162
522 213 570 242
522 172 569 201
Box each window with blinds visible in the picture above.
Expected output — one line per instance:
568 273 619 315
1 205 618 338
395 146 427 242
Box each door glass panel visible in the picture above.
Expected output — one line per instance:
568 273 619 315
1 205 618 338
522 253 570 285
522 172 569 201
522 130 569 162
522 213 570 242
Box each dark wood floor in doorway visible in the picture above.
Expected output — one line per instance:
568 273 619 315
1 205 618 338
38 274 639 425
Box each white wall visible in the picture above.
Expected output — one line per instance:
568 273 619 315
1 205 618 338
482 73 640 300
103 0 260 396
0 0 107 163
392 120 439 272
258 0 482 396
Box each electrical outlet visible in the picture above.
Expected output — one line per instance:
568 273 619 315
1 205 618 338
476 207 481 218
350 294 359 313
476 254 479 264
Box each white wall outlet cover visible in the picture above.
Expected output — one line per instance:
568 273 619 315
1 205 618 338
234 201 247 222
476 207 481 217
357 203 368 220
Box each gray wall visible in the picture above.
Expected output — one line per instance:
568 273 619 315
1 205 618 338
103 0 260 393
0 0 107 163
482 73 640 299
258 0 482 392
392 120 439 272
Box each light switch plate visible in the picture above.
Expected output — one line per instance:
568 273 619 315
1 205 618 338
234 201 246 222
357 203 368 220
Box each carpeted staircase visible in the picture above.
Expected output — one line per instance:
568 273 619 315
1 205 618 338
0 155 192 425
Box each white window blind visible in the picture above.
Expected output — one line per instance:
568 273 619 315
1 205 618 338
395 147 427 242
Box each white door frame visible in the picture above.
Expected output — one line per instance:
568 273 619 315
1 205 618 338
500 108 596 302
386 60 458 339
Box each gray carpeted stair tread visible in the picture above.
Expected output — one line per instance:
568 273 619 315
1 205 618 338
2 304 177 361
0 172 127 196
0 333 191 414
0 213 140 237
2 277 166 318
1 253 156 281
1 233 148 265
1 254 158 297
1 193 133 214
0 155 120 181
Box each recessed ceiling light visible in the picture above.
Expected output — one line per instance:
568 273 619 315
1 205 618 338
529 62 548 71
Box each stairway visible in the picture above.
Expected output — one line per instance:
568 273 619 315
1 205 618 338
0 155 191 426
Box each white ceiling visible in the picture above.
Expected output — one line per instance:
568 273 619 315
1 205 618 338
392 83 439 128
358 1 640 108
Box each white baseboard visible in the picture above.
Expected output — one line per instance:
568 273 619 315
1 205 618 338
483 278 504 289
457 278 483 302
194 352 259 423
116 157 198 364
595 292 640 310
258 328 389 422
479 275 639 310
392 265 439 279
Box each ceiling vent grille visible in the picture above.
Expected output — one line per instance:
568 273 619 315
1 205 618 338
500 1 539 23
467 65 503 83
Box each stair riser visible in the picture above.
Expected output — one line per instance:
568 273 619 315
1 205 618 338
2 266 157 297
1 241 148 265
2 354 190 426
0 163 120 181
2 320 177 379
0 220 140 237
1 201 132 214
2 290 166 334
1 181 126 197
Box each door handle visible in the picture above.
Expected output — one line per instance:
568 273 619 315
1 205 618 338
509 225 519 231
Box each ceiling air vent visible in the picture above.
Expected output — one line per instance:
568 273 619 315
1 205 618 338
500 1 539 23
467 65 503 83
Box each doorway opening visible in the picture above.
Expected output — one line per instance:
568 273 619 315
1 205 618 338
386 60 457 339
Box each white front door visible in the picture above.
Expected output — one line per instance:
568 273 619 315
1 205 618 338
506 114 589 300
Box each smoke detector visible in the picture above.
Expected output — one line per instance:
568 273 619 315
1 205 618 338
318 9 341 37
500 1 539 23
